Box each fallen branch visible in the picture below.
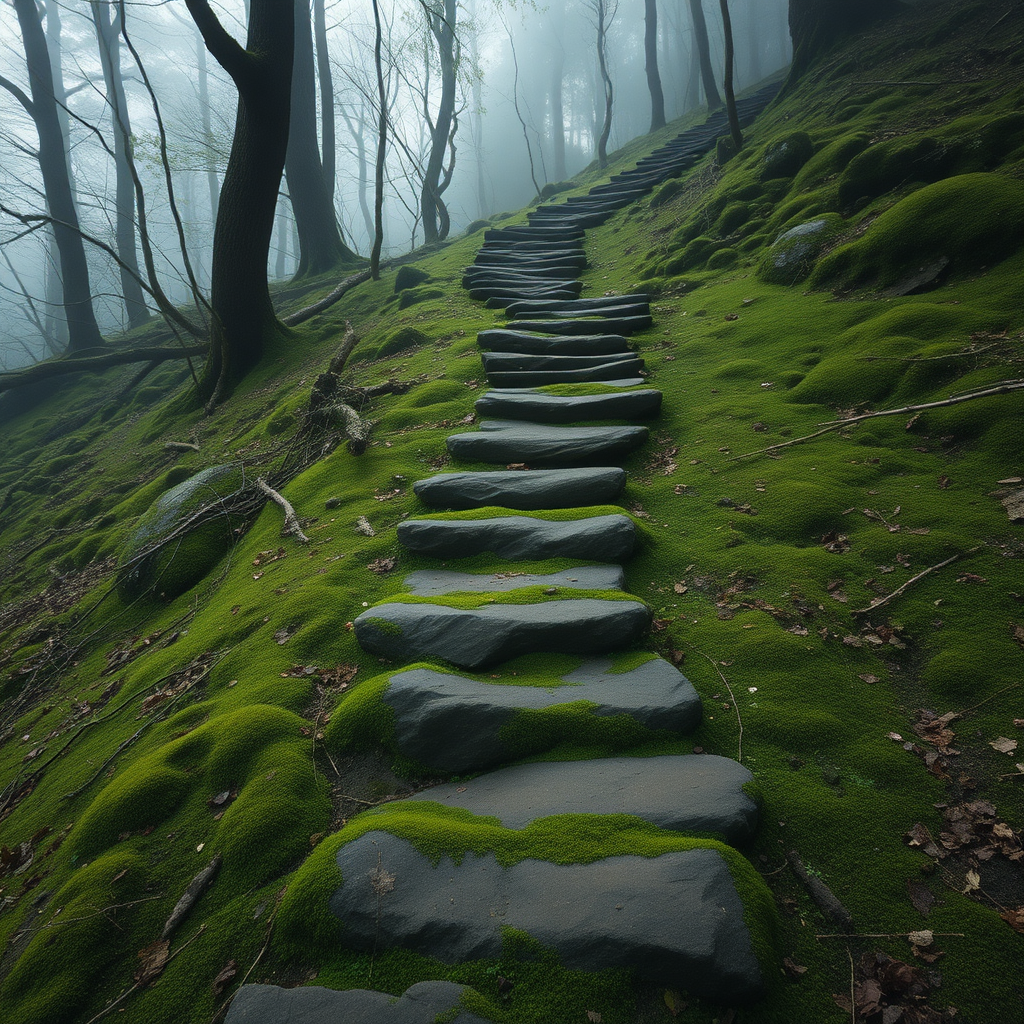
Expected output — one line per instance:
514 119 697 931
162 854 222 940
851 545 981 616
211 891 283 1023
282 268 373 327
682 643 743 762
730 380 1024 461
255 478 310 544
328 321 361 374
817 932 965 940
61 723 150 801
164 441 200 453
787 849 853 929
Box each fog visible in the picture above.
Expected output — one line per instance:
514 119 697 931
0 0 791 370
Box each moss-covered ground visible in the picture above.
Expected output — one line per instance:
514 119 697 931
1 1 1022 1020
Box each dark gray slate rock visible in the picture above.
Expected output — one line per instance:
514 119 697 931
758 214 843 285
475 388 661 423
410 755 758 844
485 360 645 388
510 303 650 322
414 467 626 510
503 295 649 316
330 836 764 1004
482 351 644 373
511 315 652 335
477 329 632 356
446 421 649 465
397 513 636 560
403 565 625 595
381 656 702 772
225 981 488 1024
354 598 650 669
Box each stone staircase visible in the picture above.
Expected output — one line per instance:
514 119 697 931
229 83 782 1024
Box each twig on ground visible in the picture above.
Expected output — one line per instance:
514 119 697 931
817 932 965 940
787 849 853 929
847 947 856 1024
212 892 282 1023
956 681 1020 718
682 642 743 762
162 854 222 939
255 478 310 544
851 546 981 615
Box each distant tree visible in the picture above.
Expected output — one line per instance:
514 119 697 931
688 0 723 111
788 0 896 79
645 0 666 132
589 0 618 169
719 0 742 149
420 0 459 244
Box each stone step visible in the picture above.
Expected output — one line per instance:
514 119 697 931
482 351 644 374
225 983 487 1024
397 511 636 560
329 834 766 1004
413 466 626 510
472 255 586 271
463 265 581 283
479 238 585 252
475 387 662 423
511 315 652 335
354 597 650 668
446 420 649 464
367 656 702 772
485 226 584 242
477 328 632 355
469 284 582 302
410 755 759 844
403 564 625 595
485 360 645 388
502 294 649 316
509 302 650 321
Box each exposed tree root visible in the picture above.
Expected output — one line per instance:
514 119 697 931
255 478 310 543
787 849 854 929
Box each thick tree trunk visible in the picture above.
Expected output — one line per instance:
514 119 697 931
421 0 458 245
788 0 896 79
313 0 335 203
92 3 149 330
285 0 357 277
370 0 387 278
12 0 104 353
645 0 666 132
719 0 742 150
688 0 723 110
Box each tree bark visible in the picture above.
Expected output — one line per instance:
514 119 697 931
719 0 743 150
421 0 458 245
185 0 294 405
788 0 896 80
195 26 219 229
645 0 666 132
92 2 149 330
594 0 615 169
285 0 357 277
370 0 387 279
688 0 723 110
312 0 335 203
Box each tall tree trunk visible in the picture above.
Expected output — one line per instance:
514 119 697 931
11 0 104 353
185 0 294 405
595 0 614 169
645 0 666 132
370 0 387 278
745 0 763 84
313 0 335 203
421 0 458 245
688 0 722 110
341 102 374 245
195 26 219 227
285 0 356 277
92 2 149 329
719 0 742 150
788 0 895 80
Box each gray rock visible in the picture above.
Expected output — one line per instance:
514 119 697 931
477 329 632 356
410 755 758 843
414 467 627 510
380 656 702 772
511 316 652 335
354 598 650 669
475 388 662 423
330 835 765 1004
482 351 644 374
403 565 625 595
446 421 649 465
485 360 645 388
397 513 636 560
758 214 844 285
225 981 488 1024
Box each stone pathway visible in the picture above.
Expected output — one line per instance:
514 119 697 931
230 84 781 1024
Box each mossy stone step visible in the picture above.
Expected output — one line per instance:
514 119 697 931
475 387 661 423
354 598 650 669
413 466 626 510
477 328 632 356
482 351 644 374
509 303 650 321
403 565 624 595
485 361 645 388
329 835 766 1004
225 982 488 1024
408 755 758 844
397 512 636 560
510 315 652 335
470 285 582 302
446 420 649 464
367 656 701 772
484 226 584 242
502 294 649 316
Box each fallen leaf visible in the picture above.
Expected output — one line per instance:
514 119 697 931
1000 907 1024 934
367 557 396 574
990 737 1019 755
861 674 881 685
906 879 935 918
212 960 237 997
908 929 933 947
663 989 687 1016
586 1013 603 1023
135 939 170 985
963 869 981 894
783 956 808 979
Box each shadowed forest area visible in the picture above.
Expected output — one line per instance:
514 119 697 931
1 1 1022 1022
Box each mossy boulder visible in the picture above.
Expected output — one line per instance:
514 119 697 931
761 132 813 180
393 264 430 292
758 214 845 285
811 173 1024 291
398 286 445 310
117 463 244 601
838 135 955 209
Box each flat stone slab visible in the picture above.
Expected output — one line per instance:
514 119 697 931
478 329 633 355
330 836 765 1004
414 467 627 510
447 421 649 465
485 361 645 388
403 565 625 595
512 316 652 335
475 388 662 423
482 351 644 373
354 598 650 669
397 512 636 560
225 982 488 1024
379 656 702 772
410 755 758 844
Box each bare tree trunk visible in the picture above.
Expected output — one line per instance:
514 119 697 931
313 0 335 203
9 0 104 353
195 26 219 226
688 0 723 110
370 0 387 279
594 0 615 169
645 0 666 131
340 102 374 244
420 0 458 245
719 0 742 150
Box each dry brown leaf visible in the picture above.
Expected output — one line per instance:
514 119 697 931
990 736 1019 755
135 939 170 985
212 959 238 997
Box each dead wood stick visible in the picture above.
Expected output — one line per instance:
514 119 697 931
683 643 743 762
162 854 222 939
255 478 310 543
787 849 853 929
328 321 360 374
851 545 981 616
730 380 1024 461
282 269 373 327
212 894 282 1023
817 932 965 940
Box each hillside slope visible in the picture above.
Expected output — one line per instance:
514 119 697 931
1 2 1022 1022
